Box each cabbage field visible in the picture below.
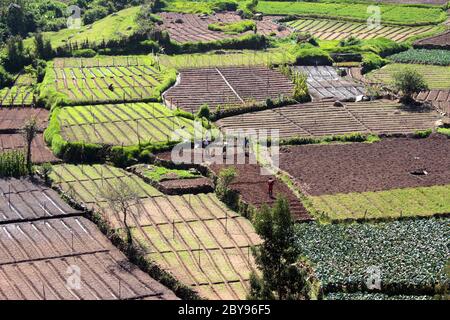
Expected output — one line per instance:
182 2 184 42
295 218 449 296
389 49 450 66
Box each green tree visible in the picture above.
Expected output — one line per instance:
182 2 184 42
197 104 211 120
34 33 53 60
392 68 428 104
249 197 321 300
21 117 38 174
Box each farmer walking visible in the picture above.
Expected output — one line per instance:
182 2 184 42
268 178 275 199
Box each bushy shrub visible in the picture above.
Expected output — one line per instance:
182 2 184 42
0 150 27 178
0 66 14 88
291 45 333 66
212 1 238 12
339 36 361 47
83 7 109 25
72 49 97 58
413 129 432 138
197 104 211 120
361 52 387 74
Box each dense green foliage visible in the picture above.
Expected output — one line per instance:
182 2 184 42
160 0 238 14
295 218 449 295
392 68 429 101
0 150 28 178
389 49 450 66
290 44 333 66
208 20 256 34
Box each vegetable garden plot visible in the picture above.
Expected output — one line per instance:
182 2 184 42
0 217 178 300
158 12 290 44
285 18 438 42
366 64 450 89
0 178 79 223
58 103 197 146
295 218 449 295
50 164 262 300
47 58 176 104
163 66 295 113
0 133 58 164
216 100 440 139
0 108 49 132
294 66 366 101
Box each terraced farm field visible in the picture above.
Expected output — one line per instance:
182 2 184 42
285 18 439 41
58 103 197 146
0 85 34 107
366 64 450 89
0 178 177 300
163 66 294 113
159 49 296 69
0 133 58 164
46 57 175 104
0 108 49 131
216 100 440 139
294 66 366 101
159 12 290 43
279 135 450 220
414 29 450 49
414 90 450 116
49 164 262 300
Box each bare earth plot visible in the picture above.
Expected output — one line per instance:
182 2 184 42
414 29 450 49
164 66 294 113
50 164 262 300
294 66 366 101
0 108 49 132
216 100 440 139
415 90 450 116
285 18 437 42
278 135 450 220
159 12 290 43
0 178 177 300
208 158 312 221
58 103 197 146
0 133 58 164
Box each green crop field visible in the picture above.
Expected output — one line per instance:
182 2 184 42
0 85 34 107
24 6 141 50
388 49 450 66
58 103 198 146
42 56 176 104
50 163 262 300
285 19 440 42
366 63 450 89
256 1 447 26
309 184 450 221
296 218 449 295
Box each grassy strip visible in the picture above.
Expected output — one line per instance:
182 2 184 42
208 20 256 34
437 127 450 137
169 34 267 54
309 184 450 222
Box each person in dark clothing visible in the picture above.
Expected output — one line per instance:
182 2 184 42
268 178 275 198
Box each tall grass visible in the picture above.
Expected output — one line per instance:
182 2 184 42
0 150 28 178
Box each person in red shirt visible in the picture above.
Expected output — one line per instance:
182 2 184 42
268 178 275 198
